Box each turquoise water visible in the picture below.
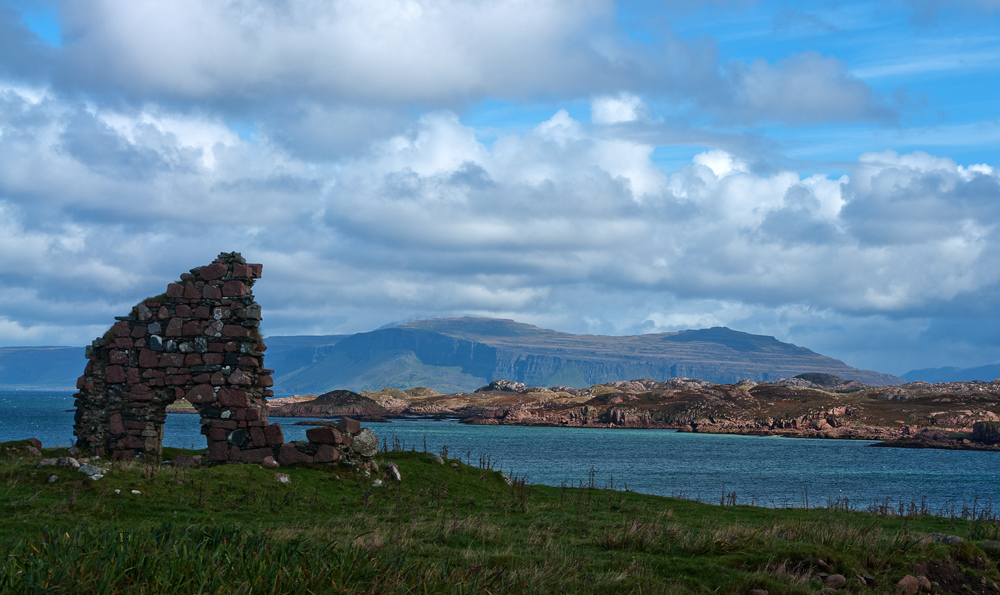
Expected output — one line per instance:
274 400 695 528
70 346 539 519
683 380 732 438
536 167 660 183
2 391 998 511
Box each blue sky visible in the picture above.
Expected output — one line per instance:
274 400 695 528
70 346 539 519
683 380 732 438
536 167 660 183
0 0 998 378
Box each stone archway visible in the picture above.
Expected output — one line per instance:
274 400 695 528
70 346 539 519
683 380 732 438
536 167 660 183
73 252 283 462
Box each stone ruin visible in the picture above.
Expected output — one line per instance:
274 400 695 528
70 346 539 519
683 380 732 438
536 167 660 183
73 251 378 466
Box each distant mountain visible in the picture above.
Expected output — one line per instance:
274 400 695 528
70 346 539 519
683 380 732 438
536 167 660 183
902 363 1000 383
0 318 904 393
267 317 902 394
0 346 84 390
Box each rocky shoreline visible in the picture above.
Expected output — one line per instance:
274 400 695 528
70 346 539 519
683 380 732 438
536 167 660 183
260 374 1000 452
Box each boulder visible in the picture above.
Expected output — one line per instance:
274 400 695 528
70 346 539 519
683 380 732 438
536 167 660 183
824 574 846 588
306 426 342 445
313 444 340 463
277 443 313 465
351 428 379 457
385 461 402 482
897 575 919 595
336 417 362 435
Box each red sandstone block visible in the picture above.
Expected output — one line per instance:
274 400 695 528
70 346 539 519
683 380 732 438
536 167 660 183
160 353 185 367
237 356 259 367
207 441 228 461
203 353 224 366
105 365 126 384
125 420 146 430
139 349 159 367
337 417 362 435
208 427 226 441
263 390 274 397
183 282 201 299
192 373 211 383
210 371 225 385
234 408 246 421
212 419 238 430
341 434 353 447
186 384 216 405
257 375 273 388
313 444 340 463
248 263 262 278
203 284 222 300
182 321 205 335
247 421 266 427
109 350 128 365
185 354 203 366
166 374 192 385
165 318 183 337
175 304 192 317
228 445 242 461
278 443 312 465
76 375 85 389
115 338 133 349
222 280 246 297
227 369 251 386
113 321 131 337
166 283 184 298
144 369 165 379
250 426 266 447
223 342 237 352
208 343 225 353
218 387 249 407
117 435 144 450
149 379 164 387
193 306 210 319
263 369 275 374
246 408 261 421
199 263 227 280
134 339 146 348
127 368 140 384
222 324 250 338
84 381 95 390
157 306 170 320
131 385 152 400
174 387 184 399
263 423 284 446
306 426 342 445
130 325 146 338
241 448 273 463
180 273 194 281
109 412 125 435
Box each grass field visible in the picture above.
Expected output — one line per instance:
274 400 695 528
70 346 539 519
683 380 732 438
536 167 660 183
1 439 999 594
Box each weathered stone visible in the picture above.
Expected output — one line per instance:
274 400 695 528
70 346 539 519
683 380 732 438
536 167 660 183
109 412 125 435
274 472 291 484
227 428 249 447
897 575 919 595
306 426 342 445
313 444 341 463
351 428 379 457
263 423 284 446
105 365 126 384
165 318 183 337
386 461 402 482
824 574 846 589
262 456 279 468
277 443 312 465
186 384 216 404
337 417 362 435
222 280 246 297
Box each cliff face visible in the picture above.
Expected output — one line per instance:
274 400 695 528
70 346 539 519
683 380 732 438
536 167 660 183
269 317 902 394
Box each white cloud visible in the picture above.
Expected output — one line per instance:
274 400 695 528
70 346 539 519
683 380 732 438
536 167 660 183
591 93 648 124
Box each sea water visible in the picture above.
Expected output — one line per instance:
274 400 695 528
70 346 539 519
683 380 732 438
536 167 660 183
2 390 997 511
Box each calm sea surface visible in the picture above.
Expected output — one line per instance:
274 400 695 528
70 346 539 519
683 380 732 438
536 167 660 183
2 390 998 511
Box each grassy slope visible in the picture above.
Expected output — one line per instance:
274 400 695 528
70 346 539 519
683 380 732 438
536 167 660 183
1 440 999 594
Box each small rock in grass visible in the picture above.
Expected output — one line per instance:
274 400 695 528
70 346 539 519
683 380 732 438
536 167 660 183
919 533 963 545
430 454 444 465
262 456 279 468
130 490 141 495
451 462 458 467
47 475 58 483
114 489 121 494
37 458 56 467
370 461 379 474
372 479 383 488
897 574 919 595
386 461 402 482
917 576 932 592
824 574 846 588
88 474 103 480
27 446 42 457
274 472 291 484
749 590 769 595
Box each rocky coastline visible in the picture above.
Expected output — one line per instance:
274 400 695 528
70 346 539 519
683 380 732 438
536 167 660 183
263 374 1000 452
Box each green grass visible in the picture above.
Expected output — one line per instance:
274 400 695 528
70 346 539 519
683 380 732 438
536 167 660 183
1 440 999 594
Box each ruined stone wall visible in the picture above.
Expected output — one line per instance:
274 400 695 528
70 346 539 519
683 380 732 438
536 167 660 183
73 252 280 462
